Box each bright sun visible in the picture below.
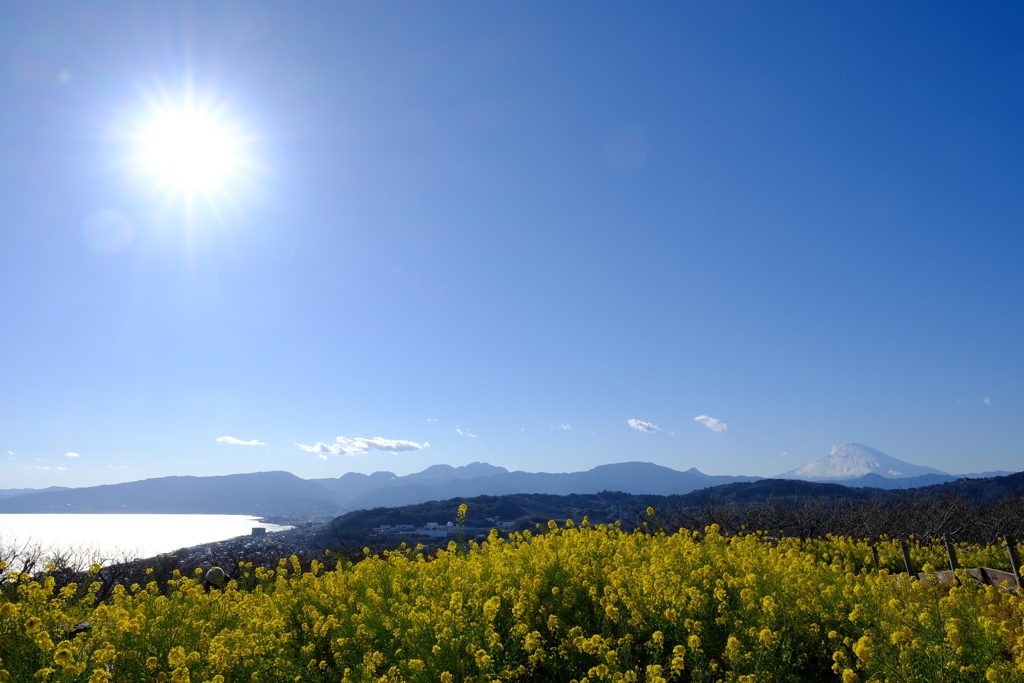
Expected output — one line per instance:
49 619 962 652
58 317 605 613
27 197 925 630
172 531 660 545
141 112 236 189
131 98 250 199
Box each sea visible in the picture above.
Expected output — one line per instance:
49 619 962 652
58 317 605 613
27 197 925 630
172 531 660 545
0 514 293 564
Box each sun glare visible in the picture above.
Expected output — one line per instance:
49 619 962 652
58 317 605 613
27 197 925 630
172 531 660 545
140 111 238 190
128 94 253 207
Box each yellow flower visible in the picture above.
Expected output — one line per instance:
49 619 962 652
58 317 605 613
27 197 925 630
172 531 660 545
53 643 74 667
670 648 686 673
168 647 187 668
853 635 872 664
483 595 501 620
646 664 666 683
87 669 111 683
25 616 42 634
725 635 743 659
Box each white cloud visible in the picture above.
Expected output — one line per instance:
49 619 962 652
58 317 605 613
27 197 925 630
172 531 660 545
66 452 80 457
559 424 571 430
456 427 477 438
7 451 13 455
628 419 659 433
295 436 429 457
57 466 66 471
695 415 728 432
216 436 266 446
426 418 438 423
318 454 327 461
983 397 992 405
296 442 339 455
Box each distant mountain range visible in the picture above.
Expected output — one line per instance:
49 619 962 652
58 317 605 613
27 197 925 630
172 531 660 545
311 462 761 510
0 486 69 500
0 462 759 516
0 473 340 516
0 444 1014 516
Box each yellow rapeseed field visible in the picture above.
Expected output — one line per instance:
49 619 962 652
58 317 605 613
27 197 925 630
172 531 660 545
1 512 1022 682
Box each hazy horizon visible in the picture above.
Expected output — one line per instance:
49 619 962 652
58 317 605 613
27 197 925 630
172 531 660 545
1 448 1016 494
3 3 1022 489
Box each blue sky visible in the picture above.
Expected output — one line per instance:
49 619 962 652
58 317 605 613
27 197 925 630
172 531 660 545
2 2 1022 488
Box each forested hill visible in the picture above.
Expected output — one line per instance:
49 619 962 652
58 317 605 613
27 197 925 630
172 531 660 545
925 470 1024 499
326 480 880 533
325 471 1024 538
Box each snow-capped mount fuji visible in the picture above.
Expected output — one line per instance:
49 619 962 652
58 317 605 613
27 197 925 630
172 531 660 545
776 443 948 481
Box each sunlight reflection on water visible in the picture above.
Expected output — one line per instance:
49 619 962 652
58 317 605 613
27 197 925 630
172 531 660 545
0 514 292 562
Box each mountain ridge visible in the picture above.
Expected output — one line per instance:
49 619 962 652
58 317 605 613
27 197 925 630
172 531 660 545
0 462 758 515
0 472 341 516
0 449 1012 516
340 461 762 509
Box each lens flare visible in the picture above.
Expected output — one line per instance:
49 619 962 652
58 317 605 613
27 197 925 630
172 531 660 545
83 210 134 254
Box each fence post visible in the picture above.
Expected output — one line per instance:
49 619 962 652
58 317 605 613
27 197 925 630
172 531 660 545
942 533 960 586
943 533 959 571
870 543 880 570
1005 535 1023 590
899 539 914 576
